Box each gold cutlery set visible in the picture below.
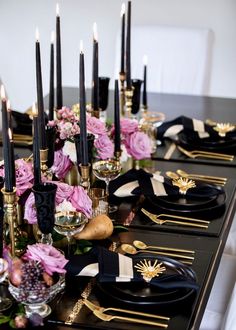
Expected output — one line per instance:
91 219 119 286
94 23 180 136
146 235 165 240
177 145 234 161
141 208 210 230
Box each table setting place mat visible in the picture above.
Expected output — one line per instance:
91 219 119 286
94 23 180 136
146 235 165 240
108 168 235 237
48 244 213 330
152 116 236 167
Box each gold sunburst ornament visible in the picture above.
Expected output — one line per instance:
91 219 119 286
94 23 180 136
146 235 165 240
172 177 196 195
134 259 166 282
213 123 235 137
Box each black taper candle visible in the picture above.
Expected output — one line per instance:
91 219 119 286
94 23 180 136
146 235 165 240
49 32 55 121
91 23 99 111
79 41 88 166
35 29 46 150
32 104 41 185
143 57 147 107
1 87 13 192
56 4 63 109
126 1 132 89
9 129 16 188
120 3 125 73
114 79 121 153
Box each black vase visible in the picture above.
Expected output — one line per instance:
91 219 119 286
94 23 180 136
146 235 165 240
74 133 95 165
46 126 56 168
99 77 110 111
131 79 143 115
32 183 57 244
0 177 4 257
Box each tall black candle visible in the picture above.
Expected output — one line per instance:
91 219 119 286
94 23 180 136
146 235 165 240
49 31 55 121
8 129 16 188
79 41 88 166
126 1 132 89
32 104 41 185
142 55 147 107
114 80 121 153
56 4 63 109
120 3 125 74
91 23 99 111
1 86 13 192
35 29 46 150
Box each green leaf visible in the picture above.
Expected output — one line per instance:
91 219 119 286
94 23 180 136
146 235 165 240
0 315 10 324
113 225 129 233
9 319 16 328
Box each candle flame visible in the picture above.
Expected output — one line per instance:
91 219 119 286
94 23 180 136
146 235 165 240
0 85 6 100
93 22 98 42
143 55 148 65
35 28 40 41
8 128 13 141
80 40 84 53
51 31 55 43
32 103 38 116
7 100 11 111
121 3 125 17
56 3 60 16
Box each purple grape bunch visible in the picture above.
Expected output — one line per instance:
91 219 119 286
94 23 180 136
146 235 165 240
17 260 48 302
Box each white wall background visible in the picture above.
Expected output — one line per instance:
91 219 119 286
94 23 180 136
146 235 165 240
0 0 235 111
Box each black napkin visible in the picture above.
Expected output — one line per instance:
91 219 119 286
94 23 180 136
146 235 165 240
109 169 223 200
65 246 199 291
156 115 236 141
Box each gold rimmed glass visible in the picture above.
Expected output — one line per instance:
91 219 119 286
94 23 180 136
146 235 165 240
92 159 122 213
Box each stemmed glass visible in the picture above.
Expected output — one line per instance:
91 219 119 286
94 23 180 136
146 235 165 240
92 159 122 213
54 211 88 256
0 259 12 311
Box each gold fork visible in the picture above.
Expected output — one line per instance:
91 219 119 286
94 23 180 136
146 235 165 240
141 208 209 229
93 309 169 328
83 299 170 321
177 145 234 161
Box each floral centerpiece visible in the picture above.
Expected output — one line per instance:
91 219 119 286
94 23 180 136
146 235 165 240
48 106 153 180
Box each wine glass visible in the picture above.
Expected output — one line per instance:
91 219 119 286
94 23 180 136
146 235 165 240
92 159 122 213
54 211 88 256
0 258 12 311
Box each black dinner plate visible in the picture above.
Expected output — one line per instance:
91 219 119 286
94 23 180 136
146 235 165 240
146 191 226 217
178 132 236 153
156 194 218 210
96 255 197 306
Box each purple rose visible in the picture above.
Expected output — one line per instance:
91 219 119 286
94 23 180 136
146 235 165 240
53 181 74 204
94 135 114 160
70 186 92 218
51 150 73 179
15 159 34 196
126 131 152 160
87 115 106 135
120 118 139 135
24 192 37 224
23 243 68 275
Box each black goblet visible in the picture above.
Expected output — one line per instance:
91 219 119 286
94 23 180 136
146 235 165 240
32 182 57 245
131 79 143 115
74 133 95 166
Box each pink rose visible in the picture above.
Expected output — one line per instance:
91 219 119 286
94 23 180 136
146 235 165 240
24 192 37 224
94 135 114 160
53 181 74 204
23 243 68 275
51 150 73 179
126 131 152 160
87 116 106 135
70 186 92 218
120 118 139 135
15 159 34 196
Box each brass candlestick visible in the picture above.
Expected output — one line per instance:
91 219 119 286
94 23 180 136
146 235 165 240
141 104 148 116
40 148 52 179
125 87 134 118
114 150 122 161
119 72 126 116
79 163 91 191
1 187 17 257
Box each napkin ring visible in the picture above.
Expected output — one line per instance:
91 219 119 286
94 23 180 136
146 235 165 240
135 259 166 283
172 177 196 195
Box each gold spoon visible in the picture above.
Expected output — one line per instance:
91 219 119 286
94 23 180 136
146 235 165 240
120 244 194 260
176 169 227 182
133 240 194 254
165 171 179 180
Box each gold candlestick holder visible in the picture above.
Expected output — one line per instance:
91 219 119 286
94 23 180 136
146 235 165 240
141 104 148 117
114 150 122 161
125 87 134 118
119 72 126 116
1 187 17 257
40 148 52 179
79 163 91 191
